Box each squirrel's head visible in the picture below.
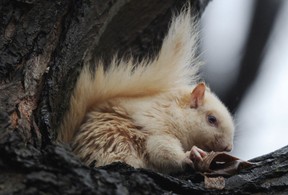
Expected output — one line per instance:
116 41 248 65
180 82 235 152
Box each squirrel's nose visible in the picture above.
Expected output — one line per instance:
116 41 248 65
224 144 233 152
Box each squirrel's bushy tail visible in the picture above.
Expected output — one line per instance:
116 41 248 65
58 7 201 142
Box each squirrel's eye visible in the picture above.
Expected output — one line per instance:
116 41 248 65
207 115 218 127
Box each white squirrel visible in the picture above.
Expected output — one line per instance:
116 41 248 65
57 7 235 174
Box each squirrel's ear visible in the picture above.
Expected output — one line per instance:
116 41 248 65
190 82 206 108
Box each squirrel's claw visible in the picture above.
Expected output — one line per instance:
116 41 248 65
183 146 208 170
190 145 208 161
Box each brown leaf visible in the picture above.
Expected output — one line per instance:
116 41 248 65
193 151 256 176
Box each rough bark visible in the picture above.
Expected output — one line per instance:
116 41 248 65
0 0 209 144
0 0 287 194
0 130 287 194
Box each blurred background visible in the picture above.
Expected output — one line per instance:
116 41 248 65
200 0 288 160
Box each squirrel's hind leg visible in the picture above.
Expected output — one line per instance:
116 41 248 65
71 110 148 169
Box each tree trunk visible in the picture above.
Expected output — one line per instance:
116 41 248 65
0 0 287 194
1 131 287 194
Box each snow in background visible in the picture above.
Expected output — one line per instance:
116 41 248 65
200 0 288 160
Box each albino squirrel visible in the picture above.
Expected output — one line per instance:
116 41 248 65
57 7 235 174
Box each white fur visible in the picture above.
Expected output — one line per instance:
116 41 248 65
57 7 235 174
58 6 200 142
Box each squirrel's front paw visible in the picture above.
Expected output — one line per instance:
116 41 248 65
189 145 208 162
182 146 208 170
182 153 194 168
